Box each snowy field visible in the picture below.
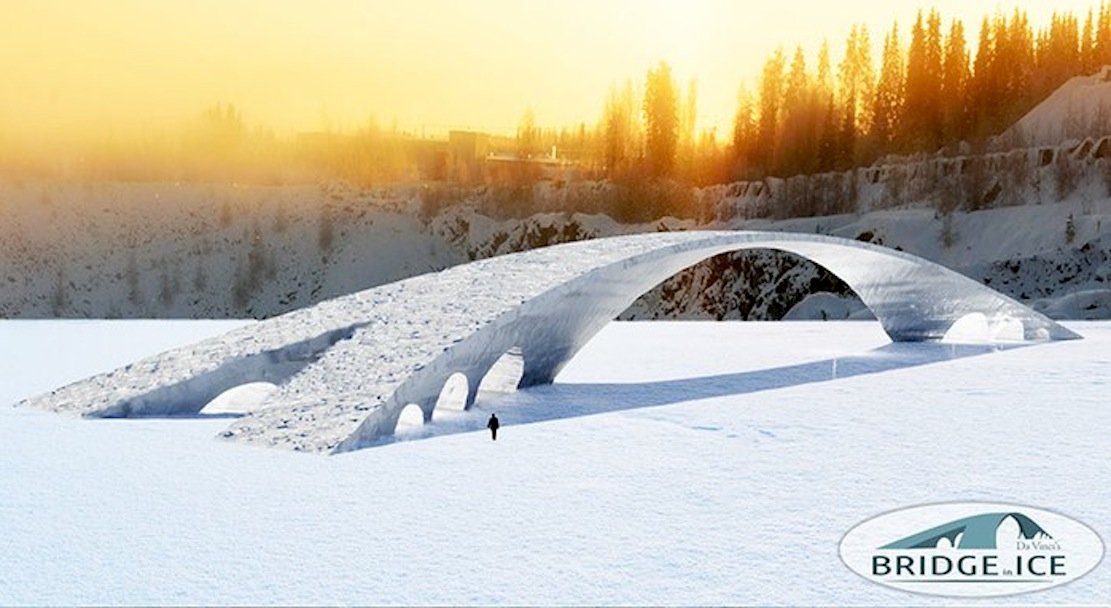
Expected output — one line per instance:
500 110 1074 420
1 320 1109 605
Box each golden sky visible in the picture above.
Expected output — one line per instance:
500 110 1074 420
0 1 1101 142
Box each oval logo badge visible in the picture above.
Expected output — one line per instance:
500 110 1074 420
840 502 1104 597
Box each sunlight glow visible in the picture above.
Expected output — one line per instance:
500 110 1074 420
0 0 1103 142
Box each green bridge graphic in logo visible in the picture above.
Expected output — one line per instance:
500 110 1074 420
881 512 1052 550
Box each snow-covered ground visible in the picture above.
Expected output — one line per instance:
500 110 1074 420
2 320 1109 605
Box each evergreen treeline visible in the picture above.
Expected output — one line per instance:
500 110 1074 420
733 4 1111 179
9 4 1111 191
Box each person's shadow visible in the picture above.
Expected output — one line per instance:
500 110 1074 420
374 341 1034 445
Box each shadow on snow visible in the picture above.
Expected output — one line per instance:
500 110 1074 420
363 341 1033 448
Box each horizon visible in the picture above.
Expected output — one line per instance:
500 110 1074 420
2 0 1104 145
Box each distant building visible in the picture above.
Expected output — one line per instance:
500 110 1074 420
409 139 448 181
484 152 580 183
293 128 581 185
448 131 490 183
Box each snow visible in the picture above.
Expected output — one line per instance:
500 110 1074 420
783 291 872 321
1006 66 1111 147
199 382 279 416
1035 288 1111 319
0 180 457 319
940 312 1025 342
2 319 1108 605
4 176 1109 324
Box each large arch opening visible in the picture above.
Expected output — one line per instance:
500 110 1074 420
475 347 525 406
617 249 868 322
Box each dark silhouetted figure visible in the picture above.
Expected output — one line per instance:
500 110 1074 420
487 413 500 441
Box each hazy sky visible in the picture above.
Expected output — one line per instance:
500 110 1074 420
1 1 1102 141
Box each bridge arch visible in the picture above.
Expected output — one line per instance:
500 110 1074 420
19 231 1079 454
329 231 1077 452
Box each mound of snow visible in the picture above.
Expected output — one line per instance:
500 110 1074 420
1034 288 1111 319
941 312 1026 343
1006 66 1111 146
198 382 278 416
783 292 874 321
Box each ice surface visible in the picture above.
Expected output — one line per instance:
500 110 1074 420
1 320 1107 605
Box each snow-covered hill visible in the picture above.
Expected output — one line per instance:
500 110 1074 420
1005 65 1111 147
0 181 459 318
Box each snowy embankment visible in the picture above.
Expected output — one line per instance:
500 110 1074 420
1 320 1109 604
3 71 1111 321
3 177 1109 322
1004 65 1111 147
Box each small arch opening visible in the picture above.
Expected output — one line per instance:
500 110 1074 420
992 317 1025 342
199 382 278 416
395 403 426 434
476 347 524 406
943 312 989 342
432 373 469 421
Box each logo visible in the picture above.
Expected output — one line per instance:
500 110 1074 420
840 502 1104 597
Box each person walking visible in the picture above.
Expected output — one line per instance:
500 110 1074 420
487 413 500 441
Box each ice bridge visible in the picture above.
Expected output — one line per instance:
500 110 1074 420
18 231 1080 454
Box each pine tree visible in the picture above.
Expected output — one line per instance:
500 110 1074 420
872 22 905 153
1097 2 1111 67
814 40 838 171
756 49 786 173
602 80 640 175
678 80 699 180
941 19 970 144
838 25 874 166
816 40 833 95
726 3 1109 180
817 93 839 172
780 46 817 175
903 10 944 151
1083 9 1097 73
516 108 539 159
643 61 679 178
1036 12 1081 99
1006 10 1036 116
970 16 996 137
732 85 757 174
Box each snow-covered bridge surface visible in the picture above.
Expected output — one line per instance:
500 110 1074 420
17 231 1080 453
